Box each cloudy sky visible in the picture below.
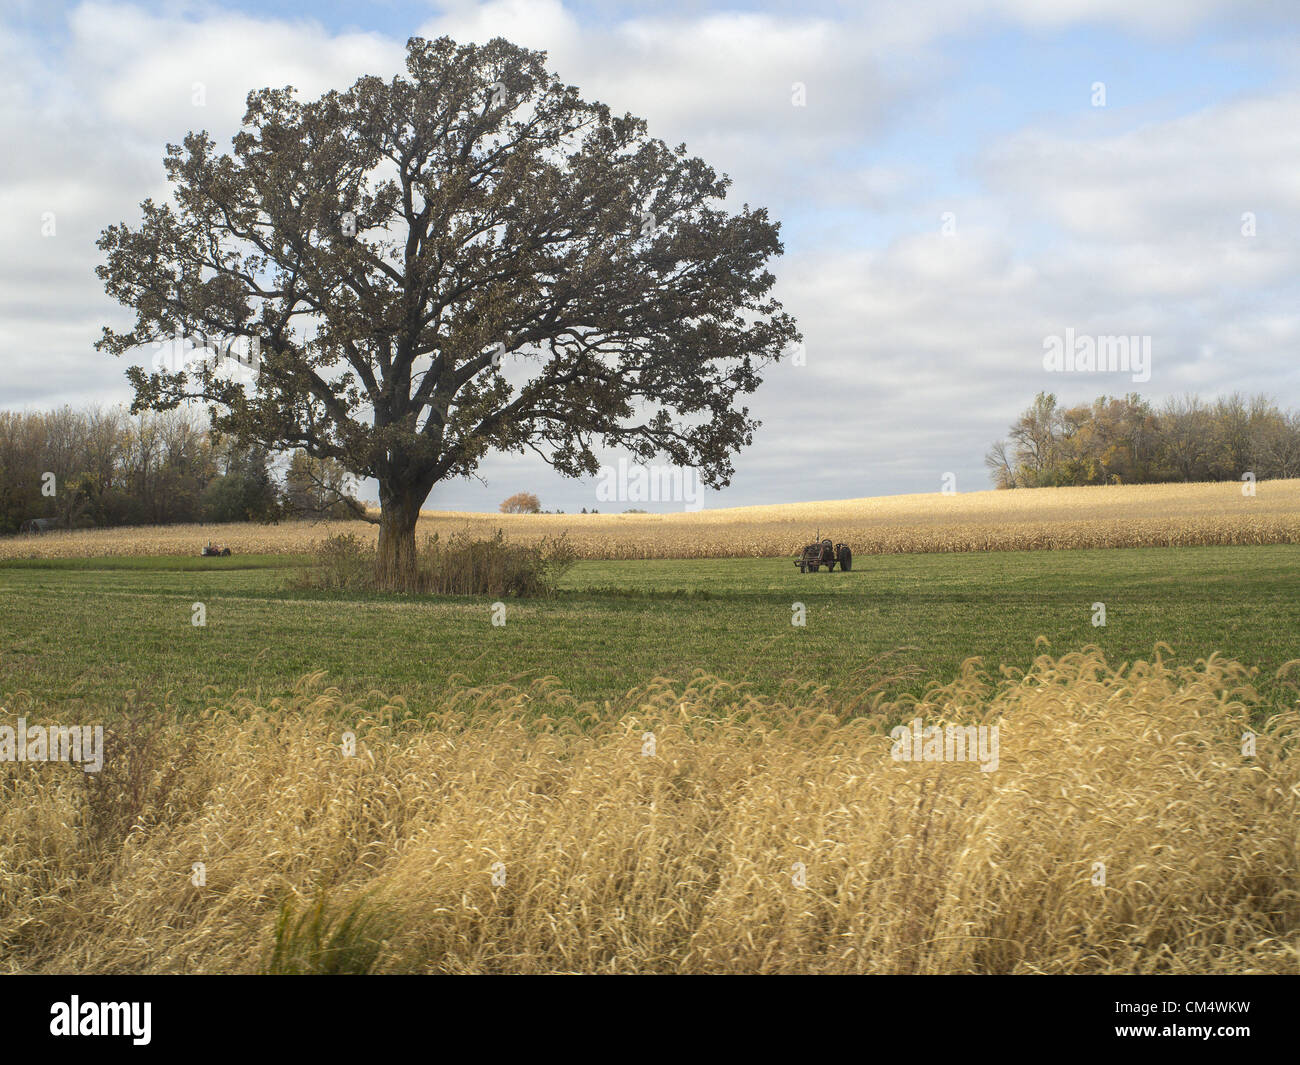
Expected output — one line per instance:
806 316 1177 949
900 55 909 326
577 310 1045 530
3 0 1298 511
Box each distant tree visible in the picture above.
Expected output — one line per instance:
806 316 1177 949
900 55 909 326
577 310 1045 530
50 472 95 530
1255 408 1300 479
0 411 44 533
284 450 364 519
983 439 1016 490
1055 394 1157 485
1158 395 1212 482
202 443 280 522
985 392 1064 488
500 491 541 514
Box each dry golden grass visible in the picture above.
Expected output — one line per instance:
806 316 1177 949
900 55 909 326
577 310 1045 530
3 647 1297 973
4 479 1298 560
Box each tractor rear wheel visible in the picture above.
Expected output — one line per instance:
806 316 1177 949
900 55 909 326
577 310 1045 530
837 545 852 571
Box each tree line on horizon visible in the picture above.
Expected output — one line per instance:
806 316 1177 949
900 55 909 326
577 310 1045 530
985 392 1300 489
0 405 362 535
6 392 1297 534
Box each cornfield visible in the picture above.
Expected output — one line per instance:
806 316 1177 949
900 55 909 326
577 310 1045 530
3 648 1297 973
4 479 1297 561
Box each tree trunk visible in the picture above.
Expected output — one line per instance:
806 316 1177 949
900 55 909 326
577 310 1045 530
376 489 422 592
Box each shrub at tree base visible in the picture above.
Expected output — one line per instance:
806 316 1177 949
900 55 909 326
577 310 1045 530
291 530 575 597
291 532 375 593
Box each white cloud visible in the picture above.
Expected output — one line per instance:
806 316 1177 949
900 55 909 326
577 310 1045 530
1 0 1297 508
65 2 402 138
984 92 1300 242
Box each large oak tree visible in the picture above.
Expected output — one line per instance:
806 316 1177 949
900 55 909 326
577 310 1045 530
97 36 799 588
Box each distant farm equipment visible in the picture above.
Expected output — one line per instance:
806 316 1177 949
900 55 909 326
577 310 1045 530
202 542 232 557
794 532 851 573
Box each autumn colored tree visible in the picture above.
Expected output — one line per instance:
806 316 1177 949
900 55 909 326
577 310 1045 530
96 36 799 588
986 391 1300 487
499 491 541 514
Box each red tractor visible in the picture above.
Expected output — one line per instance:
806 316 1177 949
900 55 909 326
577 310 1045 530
794 533 851 573
201 541 232 557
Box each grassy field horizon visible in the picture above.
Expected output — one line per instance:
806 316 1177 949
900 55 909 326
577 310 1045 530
3 542 1297 715
4 477 1298 561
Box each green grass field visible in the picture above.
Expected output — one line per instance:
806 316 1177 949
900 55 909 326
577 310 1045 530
2 544 1298 715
